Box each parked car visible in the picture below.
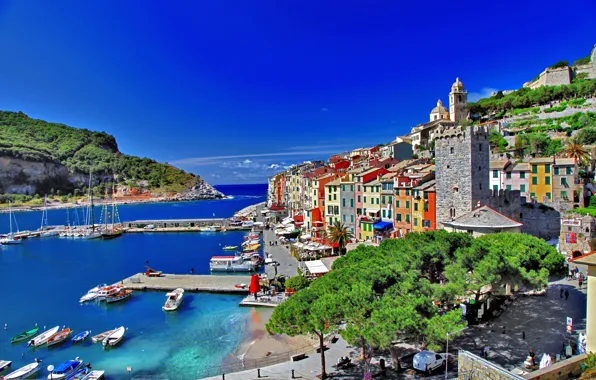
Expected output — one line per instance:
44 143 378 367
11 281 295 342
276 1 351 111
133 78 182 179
413 351 445 373
144 224 155 230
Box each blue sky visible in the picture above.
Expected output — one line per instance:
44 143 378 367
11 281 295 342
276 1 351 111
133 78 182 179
0 1 594 184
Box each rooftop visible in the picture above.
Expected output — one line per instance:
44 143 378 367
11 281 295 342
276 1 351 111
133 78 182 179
489 160 510 170
325 178 342 186
529 157 554 164
442 206 523 229
512 162 530 171
414 179 436 191
554 158 577 166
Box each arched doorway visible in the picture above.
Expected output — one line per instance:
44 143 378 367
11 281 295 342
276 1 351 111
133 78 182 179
573 251 583 258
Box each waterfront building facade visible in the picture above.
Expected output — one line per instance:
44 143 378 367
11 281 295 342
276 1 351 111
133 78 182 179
339 176 356 235
489 159 512 193
325 179 342 228
503 162 530 198
529 157 554 203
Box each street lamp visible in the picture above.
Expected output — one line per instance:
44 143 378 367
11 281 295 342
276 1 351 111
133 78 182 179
445 327 467 380
127 366 132 380
47 365 55 380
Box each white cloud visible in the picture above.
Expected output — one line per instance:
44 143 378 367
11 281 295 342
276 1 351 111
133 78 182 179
211 174 220 178
243 159 252 164
320 107 328 112
285 144 350 151
171 149 343 166
468 87 498 102
267 164 282 170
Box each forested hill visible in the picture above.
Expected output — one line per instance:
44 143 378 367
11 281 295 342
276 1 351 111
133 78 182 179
0 111 216 197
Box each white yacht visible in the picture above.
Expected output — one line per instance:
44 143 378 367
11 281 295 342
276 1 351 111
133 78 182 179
209 255 258 272
79 283 107 303
162 288 184 311
96 285 123 301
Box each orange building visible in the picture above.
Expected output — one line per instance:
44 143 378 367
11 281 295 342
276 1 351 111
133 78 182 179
417 180 436 231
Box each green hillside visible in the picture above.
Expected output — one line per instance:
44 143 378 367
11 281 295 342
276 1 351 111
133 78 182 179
0 111 197 195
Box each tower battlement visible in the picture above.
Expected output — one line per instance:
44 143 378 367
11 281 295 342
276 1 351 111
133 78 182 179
434 124 489 141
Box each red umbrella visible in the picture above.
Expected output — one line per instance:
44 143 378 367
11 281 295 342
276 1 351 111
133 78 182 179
249 274 261 294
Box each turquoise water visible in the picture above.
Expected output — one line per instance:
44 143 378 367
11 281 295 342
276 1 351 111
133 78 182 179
0 184 267 379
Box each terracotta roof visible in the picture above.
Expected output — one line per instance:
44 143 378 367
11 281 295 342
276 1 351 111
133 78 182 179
442 205 523 229
414 180 436 191
512 162 530 171
489 160 510 170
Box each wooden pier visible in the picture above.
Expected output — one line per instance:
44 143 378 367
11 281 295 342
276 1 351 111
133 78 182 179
117 273 252 294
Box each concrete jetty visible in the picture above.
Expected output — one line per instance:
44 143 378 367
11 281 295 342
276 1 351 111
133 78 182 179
118 273 252 294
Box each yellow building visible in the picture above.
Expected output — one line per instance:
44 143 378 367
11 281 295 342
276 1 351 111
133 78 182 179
411 186 425 232
529 157 553 203
325 179 342 229
360 179 381 241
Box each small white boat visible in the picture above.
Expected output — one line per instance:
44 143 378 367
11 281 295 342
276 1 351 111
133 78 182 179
0 360 12 372
162 288 184 311
102 326 125 347
1 202 22 245
242 239 259 246
79 284 107 303
91 329 117 343
4 361 41 380
28 325 60 347
40 230 60 237
81 370 105 380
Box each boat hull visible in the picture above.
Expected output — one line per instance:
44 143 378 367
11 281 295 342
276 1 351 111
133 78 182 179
11 327 40 343
47 328 71 347
101 231 123 240
105 290 132 303
4 362 40 380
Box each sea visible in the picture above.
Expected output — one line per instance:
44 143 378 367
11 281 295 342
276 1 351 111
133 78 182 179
0 184 267 379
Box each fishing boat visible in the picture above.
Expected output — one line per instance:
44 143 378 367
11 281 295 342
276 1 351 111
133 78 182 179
91 329 117 343
105 289 132 303
47 358 84 379
80 370 105 380
65 367 90 380
96 285 123 301
11 326 39 343
4 361 41 380
28 326 59 347
102 326 125 347
100 184 123 240
209 255 258 272
242 239 259 246
0 202 22 245
71 330 90 343
222 245 238 251
0 360 12 372
79 284 107 303
145 266 162 277
162 288 184 311
47 328 72 347
244 234 259 240
243 244 260 252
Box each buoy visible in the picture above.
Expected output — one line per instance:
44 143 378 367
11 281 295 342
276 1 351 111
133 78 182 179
4 323 7 330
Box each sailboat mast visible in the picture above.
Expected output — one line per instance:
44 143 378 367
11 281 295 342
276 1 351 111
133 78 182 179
89 171 95 232
40 196 45 230
9 201 12 236
104 188 109 230
111 183 115 230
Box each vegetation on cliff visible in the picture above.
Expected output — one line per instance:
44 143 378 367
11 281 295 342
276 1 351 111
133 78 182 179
0 111 198 195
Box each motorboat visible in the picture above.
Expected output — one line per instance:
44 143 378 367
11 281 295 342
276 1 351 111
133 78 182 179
40 229 60 237
28 325 59 347
162 288 184 311
96 285 123 301
71 330 90 343
11 326 39 343
210 255 258 272
65 367 89 380
4 361 41 380
79 283 107 303
0 360 11 372
222 245 238 251
47 327 72 347
91 329 117 343
81 370 105 380
105 289 132 303
241 221 254 228
82 230 102 240
244 234 259 240
102 326 125 347
47 358 84 379
242 239 259 247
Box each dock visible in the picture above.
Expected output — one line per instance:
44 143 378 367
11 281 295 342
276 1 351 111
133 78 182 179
126 226 252 233
117 273 252 293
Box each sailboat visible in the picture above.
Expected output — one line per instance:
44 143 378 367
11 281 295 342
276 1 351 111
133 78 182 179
83 171 101 240
0 201 22 245
101 183 123 240
40 195 59 237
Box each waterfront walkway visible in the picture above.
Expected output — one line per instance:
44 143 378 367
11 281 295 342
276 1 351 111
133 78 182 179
118 273 251 293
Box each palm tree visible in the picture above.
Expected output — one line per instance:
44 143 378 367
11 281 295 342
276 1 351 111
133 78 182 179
565 140 590 167
327 221 353 255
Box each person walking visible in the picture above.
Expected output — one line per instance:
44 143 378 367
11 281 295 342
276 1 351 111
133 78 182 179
560 288 564 299
484 345 489 359
565 289 570 300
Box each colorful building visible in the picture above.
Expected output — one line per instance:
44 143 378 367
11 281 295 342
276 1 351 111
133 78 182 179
360 179 381 241
339 176 356 236
325 179 342 228
354 167 389 239
503 162 530 198
489 160 512 193
529 157 554 203
552 158 581 210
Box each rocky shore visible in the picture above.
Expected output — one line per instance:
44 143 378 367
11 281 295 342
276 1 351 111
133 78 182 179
171 180 225 201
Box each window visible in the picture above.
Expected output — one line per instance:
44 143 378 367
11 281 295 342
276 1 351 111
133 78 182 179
561 177 568 186
358 185 361 192
492 170 498 178
342 199 345 207
333 194 337 201
406 214 410 223
545 165 550 174
357 208 362 215
389 196 393 204
530 192 536 198
520 171 526 179
350 185 354 191
406 189 410 196
554 167 560 175
414 203 418 211
376 198 380 205
532 165 537 174
350 215 354 222
388 210 392 218
414 218 418 226
382 210 386 218
547 192 552 200
396 214 402 222
343 215 346 222
479 183 482 190
314 200 317 206
395 189 400 196
561 191 568 200
506 172 512 179
364 196 367 202
567 167 573 175
423 192 428 200
450 147 454 154
424 203 428 212
520 184 526 193
406 201 410 209
396 200 400 208
350 199 354 207
493 185 498 192
358 195 361 202
506 185 512 191
532 177 538 185
479 144 483 151
382 196 386 204
545 177 550 185
328 194 331 201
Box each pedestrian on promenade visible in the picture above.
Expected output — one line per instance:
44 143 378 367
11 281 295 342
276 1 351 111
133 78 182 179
560 288 564 298
484 345 489 358
579 276 583 288
529 350 536 365
565 289 569 300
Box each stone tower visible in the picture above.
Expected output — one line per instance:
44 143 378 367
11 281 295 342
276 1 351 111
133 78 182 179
435 124 490 228
449 77 468 124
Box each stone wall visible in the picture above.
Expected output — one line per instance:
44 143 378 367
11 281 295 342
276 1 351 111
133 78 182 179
574 44 596 80
458 350 524 380
521 353 587 380
435 125 490 228
525 67 572 89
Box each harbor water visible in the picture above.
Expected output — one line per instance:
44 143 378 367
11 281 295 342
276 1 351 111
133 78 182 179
0 184 267 379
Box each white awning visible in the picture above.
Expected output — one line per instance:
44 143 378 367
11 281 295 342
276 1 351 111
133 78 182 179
304 260 329 274
366 209 380 214
300 234 312 240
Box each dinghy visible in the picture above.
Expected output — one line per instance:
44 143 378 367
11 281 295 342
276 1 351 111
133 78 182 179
47 328 71 347
72 330 90 343
91 329 117 343
11 326 39 343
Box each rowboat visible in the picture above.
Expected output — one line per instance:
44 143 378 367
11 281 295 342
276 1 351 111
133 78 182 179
81 370 105 380
162 288 184 311
11 326 39 343
102 326 125 347
47 328 71 347
91 329 116 343
72 330 90 343
105 289 132 303
222 245 238 251
28 326 59 347
0 360 12 372
4 361 41 380
47 358 83 379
